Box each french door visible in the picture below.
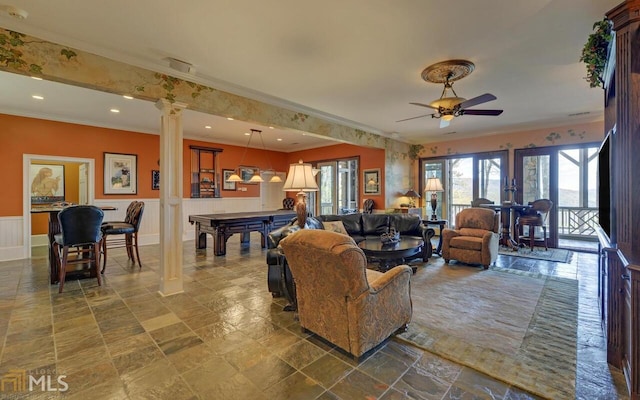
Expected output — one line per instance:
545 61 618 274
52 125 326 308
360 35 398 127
420 151 507 225
514 143 600 250
317 158 358 215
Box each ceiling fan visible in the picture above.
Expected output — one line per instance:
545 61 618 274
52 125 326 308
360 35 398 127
398 60 503 128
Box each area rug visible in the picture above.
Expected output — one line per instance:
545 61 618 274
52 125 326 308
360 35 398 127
395 262 578 399
498 247 573 263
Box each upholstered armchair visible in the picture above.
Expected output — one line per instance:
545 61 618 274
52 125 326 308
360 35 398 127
279 229 412 358
442 207 500 269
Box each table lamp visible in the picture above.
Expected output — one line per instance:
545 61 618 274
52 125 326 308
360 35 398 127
282 160 319 228
403 189 420 208
424 177 444 220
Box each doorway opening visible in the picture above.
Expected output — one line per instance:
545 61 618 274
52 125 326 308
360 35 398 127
23 154 95 259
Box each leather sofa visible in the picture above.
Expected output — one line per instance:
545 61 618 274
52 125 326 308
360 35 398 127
266 213 435 298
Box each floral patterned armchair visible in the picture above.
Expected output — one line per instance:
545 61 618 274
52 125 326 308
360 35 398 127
442 207 500 269
279 229 412 358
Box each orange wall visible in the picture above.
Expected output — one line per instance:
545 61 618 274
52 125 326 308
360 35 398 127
0 114 292 216
185 138 290 198
288 144 386 211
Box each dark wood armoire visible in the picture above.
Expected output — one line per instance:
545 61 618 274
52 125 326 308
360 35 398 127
598 1 640 398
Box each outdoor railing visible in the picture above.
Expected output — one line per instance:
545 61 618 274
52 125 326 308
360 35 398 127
446 203 598 239
557 206 598 238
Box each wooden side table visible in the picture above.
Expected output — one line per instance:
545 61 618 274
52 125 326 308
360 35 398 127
423 219 447 255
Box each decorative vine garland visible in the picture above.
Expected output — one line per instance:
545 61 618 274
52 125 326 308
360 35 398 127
579 18 613 88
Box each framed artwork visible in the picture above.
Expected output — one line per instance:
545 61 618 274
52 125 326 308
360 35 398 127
223 169 236 190
239 166 259 184
151 170 160 190
30 164 65 204
363 168 381 195
104 152 137 194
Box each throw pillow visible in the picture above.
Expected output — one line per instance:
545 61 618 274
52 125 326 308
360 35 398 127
323 220 349 236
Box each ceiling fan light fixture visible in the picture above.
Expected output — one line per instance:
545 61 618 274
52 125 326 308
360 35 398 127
441 114 455 122
429 96 466 109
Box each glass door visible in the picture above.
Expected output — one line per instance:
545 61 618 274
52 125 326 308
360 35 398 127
476 156 503 204
448 157 474 221
421 151 507 228
423 160 445 220
318 162 336 215
317 158 358 215
515 144 600 250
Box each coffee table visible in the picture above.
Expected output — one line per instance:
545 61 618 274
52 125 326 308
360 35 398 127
358 237 424 273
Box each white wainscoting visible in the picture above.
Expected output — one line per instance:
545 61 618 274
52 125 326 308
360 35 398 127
0 216 26 261
0 197 264 262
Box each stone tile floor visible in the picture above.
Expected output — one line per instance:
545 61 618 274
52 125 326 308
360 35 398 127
0 235 629 399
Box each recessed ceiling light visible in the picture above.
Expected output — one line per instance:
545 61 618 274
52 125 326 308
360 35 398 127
244 132 250 136
31 95 44 100
31 76 42 81
110 108 120 113
227 117 234 121
277 138 283 141
122 95 134 100
0 5 28 20
205 125 212 129
269 126 274 129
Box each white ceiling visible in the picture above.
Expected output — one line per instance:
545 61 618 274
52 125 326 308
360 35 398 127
0 0 619 151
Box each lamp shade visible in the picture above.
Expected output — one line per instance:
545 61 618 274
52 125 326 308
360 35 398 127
403 189 421 199
283 160 319 192
248 171 264 183
226 172 242 182
424 177 444 192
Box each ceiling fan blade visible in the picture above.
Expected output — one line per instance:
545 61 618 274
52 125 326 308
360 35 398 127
396 113 433 122
462 109 503 116
409 102 439 110
457 93 496 110
439 119 450 129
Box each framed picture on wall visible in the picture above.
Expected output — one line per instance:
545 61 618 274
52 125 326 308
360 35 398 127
239 166 259 184
151 170 160 190
363 168 380 195
30 164 65 204
104 152 137 194
223 169 236 190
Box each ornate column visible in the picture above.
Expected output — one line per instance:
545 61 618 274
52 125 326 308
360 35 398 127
155 99 187 296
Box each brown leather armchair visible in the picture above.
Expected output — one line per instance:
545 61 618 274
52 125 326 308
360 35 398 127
442 207 500 269
279 229 412 358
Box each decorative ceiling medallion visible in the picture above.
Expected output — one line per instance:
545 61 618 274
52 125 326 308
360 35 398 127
421 60 475 84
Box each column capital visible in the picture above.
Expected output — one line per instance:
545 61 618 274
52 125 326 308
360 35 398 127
155 99 188 113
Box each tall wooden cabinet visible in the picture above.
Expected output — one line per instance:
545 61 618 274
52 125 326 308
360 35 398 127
599 2 640 398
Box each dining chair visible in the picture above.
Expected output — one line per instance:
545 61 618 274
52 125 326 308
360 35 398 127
471 198 494 207
52 205 104 293
281 197 295 210
101 201 145 272
515 199 553 250
362 198 375 214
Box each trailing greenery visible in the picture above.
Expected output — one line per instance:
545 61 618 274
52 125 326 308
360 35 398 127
580 18 612 88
